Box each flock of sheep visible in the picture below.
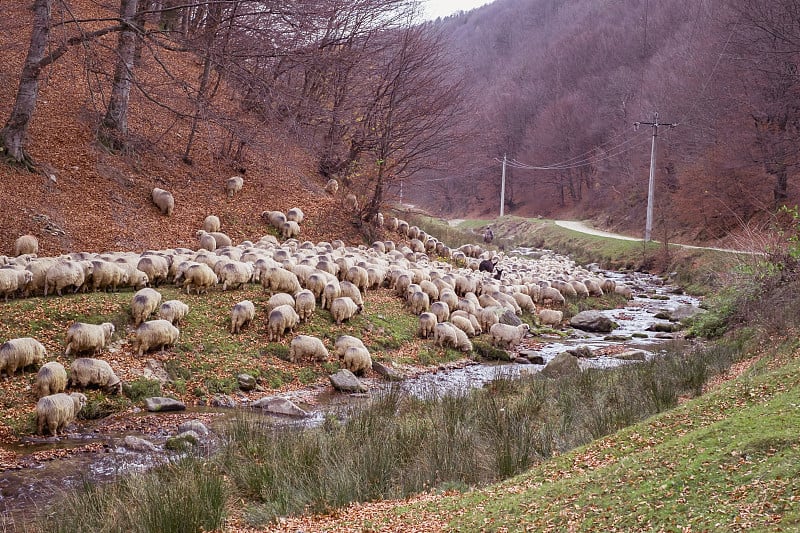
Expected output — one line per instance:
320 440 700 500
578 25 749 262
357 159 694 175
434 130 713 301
0 176 631 437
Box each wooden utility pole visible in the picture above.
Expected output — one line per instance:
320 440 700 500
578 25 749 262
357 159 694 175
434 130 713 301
635 112 677 242
500 153 507 217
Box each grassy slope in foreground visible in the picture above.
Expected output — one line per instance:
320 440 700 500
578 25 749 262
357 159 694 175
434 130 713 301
291 346 800 532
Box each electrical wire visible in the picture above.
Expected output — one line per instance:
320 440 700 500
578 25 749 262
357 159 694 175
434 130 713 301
498 135 651 172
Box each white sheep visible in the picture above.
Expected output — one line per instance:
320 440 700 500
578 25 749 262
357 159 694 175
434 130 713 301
183 263 218 295
36 392 86 436
488 323 531 350
208 231 233 247
33 361 67 398
286 207 304 224
451 325 473 352
477 306 502 335
418 312 437 339
68 357 123 394
538 309 563 327
295 289 316 323
262 210 287 230
137 255 170 287
267 292 296 312
43 260 92 296
345 265 369 293
615 284 633 299
540 286 566 306
267 304 300 342
0 337 46 376
338 280 364 306
64 322 115 356
289 335 328 362
601 278 617 294
433 322 459 350
0 268 31 302
324 178 339 195
330 296 361 325
512 292 536 314
23 258 57 297
219 261 254 291
451 314 477 337
133 319 180 357
230 300 256 333
281 220 301 240
344 193 358 211
13 235 38 257
342 345 372 376
131 287 162 326
334 335 366 359
197 231 217 252
261 267 301 294
158 300 190 326
202 215 221 233
89 260 128 292
226 175 244 198
151 187 175 216
321 281 341 310
408 290 430 315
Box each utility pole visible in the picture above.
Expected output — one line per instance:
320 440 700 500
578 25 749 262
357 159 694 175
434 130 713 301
500 153 507 217
635 112 677 242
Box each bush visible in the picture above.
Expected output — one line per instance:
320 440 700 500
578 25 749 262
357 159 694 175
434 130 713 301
123 378 163 403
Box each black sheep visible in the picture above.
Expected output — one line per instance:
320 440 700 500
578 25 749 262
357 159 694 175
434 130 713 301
478 256 499 273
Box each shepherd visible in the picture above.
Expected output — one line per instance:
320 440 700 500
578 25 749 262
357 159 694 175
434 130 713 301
483 227 494 244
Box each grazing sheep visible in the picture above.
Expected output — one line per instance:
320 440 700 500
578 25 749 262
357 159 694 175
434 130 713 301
540 286 566 306
615 284 633 299
334 335 366 359
281 221 301 240
331 296 361 325
289 335 328 362
267 304 300 342
324 178 339 195
267 292 295 313
262 210 287 230
295 289 316 323
338 280 364 306
36 392 87 436
158 300 190 326
321 281 341 310
430 301 450 323
345 265 369 293
13 235 38 257
151 187 175 216
439 288 459 311
538 309 563 327
197 231 217 252
261 267 301 294
451 325 473 352
344 193 358 211
33 361 67 398
450 310 482 336
44 260 92 296
208 231 233 247
89 260 128 292
342 346 372 376
137 255 170 287
183 263 218 295
488 323 531 350
451 314 477 337
68 357 123 394
0 268 31 302
570 280 590 299
418 312 437 339
230 300 256 333
64 322 115 356
286 207 304 224
0 337 46 376
131 287 162 326
133 319 180 357
477 306 502 333
512 292 536 314
433 322 459 350
601 278 617 295
219 261 254 291
226 175 244 198
584 278 604 297
408 290 430 315
202 215 221 233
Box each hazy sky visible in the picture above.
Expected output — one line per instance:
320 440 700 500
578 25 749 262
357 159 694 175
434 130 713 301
423 0 492 20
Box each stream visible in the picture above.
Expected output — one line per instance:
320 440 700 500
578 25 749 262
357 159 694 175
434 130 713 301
0 269 702 528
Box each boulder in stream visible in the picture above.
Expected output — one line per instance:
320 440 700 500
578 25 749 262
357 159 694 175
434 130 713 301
144 397 186 412
372 360 405 382
250 396 309 417
570 311 617 333
123 435 158 453
329 369 368 393
540 352 581 378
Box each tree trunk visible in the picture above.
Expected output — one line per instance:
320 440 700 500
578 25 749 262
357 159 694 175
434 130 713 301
1 0 51 169
99 0 139 152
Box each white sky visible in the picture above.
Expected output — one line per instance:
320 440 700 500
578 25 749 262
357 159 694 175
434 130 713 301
422 0 492 20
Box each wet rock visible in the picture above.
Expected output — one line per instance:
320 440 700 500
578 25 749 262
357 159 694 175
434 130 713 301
123 435 158 452
519 350 544 364
666 304 706 322
499 309 523 327
540 352 581 378
648 322 682 333
372 361 404 382
237 373 257 391
655 333 676 339
250 396 309 417
329 369 368 393
604 334 631 341
614 350 649 361
570 311 617 333
564 345 593 358
178 420 209 436
145 397 186 412
210 394 237 408
165 430 200 452
514 357 531 364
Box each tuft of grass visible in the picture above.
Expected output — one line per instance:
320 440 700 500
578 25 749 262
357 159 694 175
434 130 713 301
123 378 163 404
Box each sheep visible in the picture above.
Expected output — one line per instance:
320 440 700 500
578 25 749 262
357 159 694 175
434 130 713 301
386 217 399 232
267 304 300 342
68 357 123 394
219 261 254 291
477 306 502 333
488 323 531 350
433 322 460 350
334 335 366 359
615 284 634 299
344 193 358 211
262 210 287 230
330 296 361 325
321 281 341 310
226 175 244 198
198 231 217 252
289 335 328 362
131 287 162 326
64 322 115 356
267 292 296 313
0 337 46 376
570 280 590 299
287 207 305 224
584 278 604 297
430 301 450 323
183 263 218 295
13 235 38 257
208 231 233 248
133 319 180 357
512 292 536 314
338 280 364 306
601 278 617 295
230 300 256 333
450 310 482 336
295 289 316 323
345 265 369 293
408 290 430 315
538 309 563 327
325 178 339 195
540 286 566 306
418 312 437 339
261 267 301 294
202 215 221 233
151 187 175 216
439 288 459 311
137 255 170 287
451 325 473 352
23 258 57 296
89 260 128 292
281 220 301 240
158 300 190 326
342 345 372 376
32 361 67 398
0 268 31 302
451 314 477 337
36 392 87 436
44 260 92 296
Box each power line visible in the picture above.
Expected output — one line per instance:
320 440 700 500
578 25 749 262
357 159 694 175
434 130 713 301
635 112 677 242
